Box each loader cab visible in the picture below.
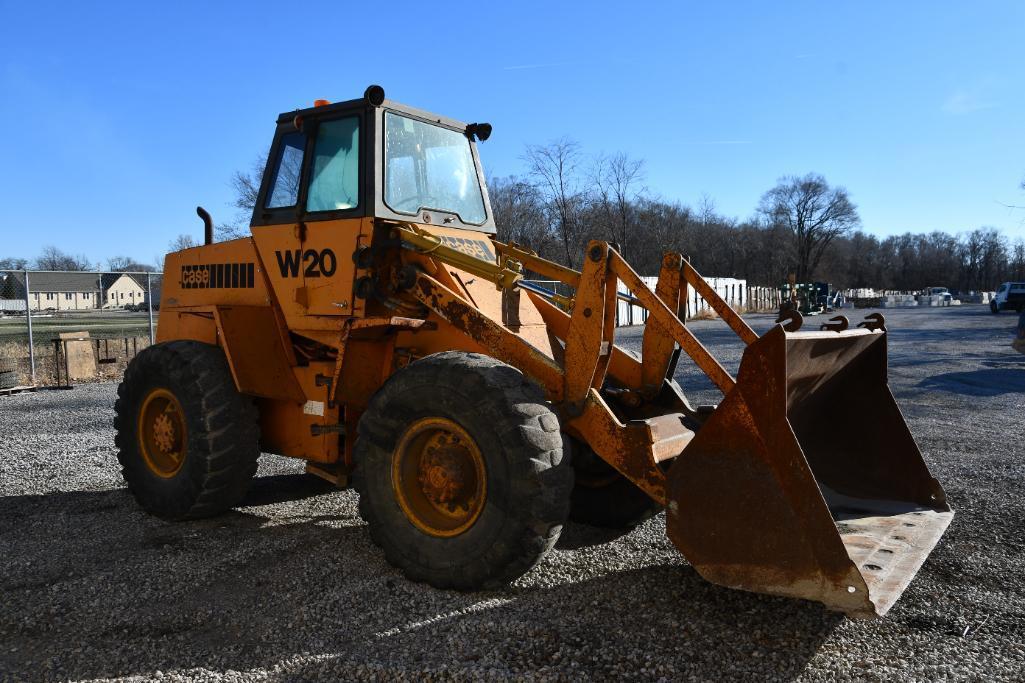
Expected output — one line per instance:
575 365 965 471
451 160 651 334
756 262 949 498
251 86 496 233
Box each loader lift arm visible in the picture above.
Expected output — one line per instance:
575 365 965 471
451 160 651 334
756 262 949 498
393 221 953 618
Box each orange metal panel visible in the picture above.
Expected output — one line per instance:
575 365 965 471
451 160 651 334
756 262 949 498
411 272 564 401
161 240 269 310
564 389 673 504
641 253 684 394
155 307 217 345
563 242 611 406
213 306 305 403
303 217 372 317
250 222 307 328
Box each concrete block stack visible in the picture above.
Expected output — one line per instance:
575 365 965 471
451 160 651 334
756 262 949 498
916 295 954 307
880 295 919 308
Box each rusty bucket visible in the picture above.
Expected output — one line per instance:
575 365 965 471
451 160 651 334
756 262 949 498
665 324 953 617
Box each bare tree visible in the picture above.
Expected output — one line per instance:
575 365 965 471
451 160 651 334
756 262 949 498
697 193 717 226
35 246 92 271
523 138 584 268
758 174 860 282
489 175 552 256
218 154 267 240
169 234 197 252
1010 239 1025 280
592 152 645 259
0 257 29 270
107 256 155 272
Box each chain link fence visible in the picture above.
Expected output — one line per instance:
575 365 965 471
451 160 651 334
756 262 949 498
0 270 163 388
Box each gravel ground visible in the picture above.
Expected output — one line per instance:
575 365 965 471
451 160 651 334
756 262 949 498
1 305 1023 681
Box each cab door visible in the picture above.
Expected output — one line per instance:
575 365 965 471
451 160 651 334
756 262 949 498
298 115 368 317
251 128 308 327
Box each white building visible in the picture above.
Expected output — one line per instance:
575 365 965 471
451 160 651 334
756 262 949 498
5 272 100 311
101 273 148 309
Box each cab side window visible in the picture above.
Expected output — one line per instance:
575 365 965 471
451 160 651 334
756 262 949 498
265 132 306 209
307 117 360 212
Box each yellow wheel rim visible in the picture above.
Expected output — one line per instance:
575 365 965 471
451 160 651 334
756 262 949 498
137 388 188 478
392 417 487 538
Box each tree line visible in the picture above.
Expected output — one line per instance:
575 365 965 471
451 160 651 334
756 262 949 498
492 139 1025 292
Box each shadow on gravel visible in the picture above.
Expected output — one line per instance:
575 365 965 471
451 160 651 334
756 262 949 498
555 521 634 549
240 472 336 507
919 368 1025 396
0 480 842 681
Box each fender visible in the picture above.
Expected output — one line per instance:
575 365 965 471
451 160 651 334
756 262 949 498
156 304 304 403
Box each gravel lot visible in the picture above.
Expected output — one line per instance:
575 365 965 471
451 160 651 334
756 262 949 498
1 305 1023 681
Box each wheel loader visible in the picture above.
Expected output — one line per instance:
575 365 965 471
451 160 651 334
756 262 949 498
115 85 952 618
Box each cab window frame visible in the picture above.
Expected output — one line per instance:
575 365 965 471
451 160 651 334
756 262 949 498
381 110 488 227
251 106 368 228
302 112 365 220
371 104 496 234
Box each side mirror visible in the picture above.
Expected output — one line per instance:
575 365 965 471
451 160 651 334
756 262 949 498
466 122 492 142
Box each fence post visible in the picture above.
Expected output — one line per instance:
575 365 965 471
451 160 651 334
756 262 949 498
23 270 35 385
147 272 155 344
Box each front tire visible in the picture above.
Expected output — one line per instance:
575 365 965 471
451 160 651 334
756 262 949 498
114 341 260 520
353 351 573 590
991 301 1000 314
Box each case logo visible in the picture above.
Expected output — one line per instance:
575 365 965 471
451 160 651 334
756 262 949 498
181 263 255 289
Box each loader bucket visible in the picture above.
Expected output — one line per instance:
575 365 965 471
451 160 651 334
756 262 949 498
665 324 953 617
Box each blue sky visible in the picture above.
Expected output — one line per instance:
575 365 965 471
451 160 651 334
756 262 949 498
1 1 1023 267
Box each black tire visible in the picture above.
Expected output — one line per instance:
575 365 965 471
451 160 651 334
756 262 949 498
352 351 573 590
566 347 663 530
114 340 260 520
991 301 1000 314
569 439 662 529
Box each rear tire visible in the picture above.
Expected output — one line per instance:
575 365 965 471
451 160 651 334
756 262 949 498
353 351 573 590
114 340 260 520
569 439 662 529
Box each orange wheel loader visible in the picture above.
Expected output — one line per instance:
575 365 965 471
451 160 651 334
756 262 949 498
115 86 952 617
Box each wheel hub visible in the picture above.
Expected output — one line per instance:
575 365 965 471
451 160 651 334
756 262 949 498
418 434 474 510
152 413 176 453
392 417 487 537
137 388 187 478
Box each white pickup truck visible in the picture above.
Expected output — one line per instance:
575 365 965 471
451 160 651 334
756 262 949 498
991 282 1025 314
925 287 953 304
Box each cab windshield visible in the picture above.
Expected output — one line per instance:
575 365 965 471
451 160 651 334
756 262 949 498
384 112 487 224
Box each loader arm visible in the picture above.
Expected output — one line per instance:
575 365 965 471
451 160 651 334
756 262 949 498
391 222 952 618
